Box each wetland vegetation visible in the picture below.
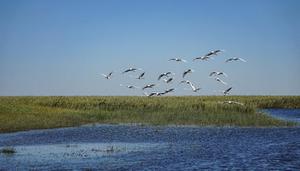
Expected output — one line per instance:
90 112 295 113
0 96 299 133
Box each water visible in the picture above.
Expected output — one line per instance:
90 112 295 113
0 110 300 170
263 108 300 123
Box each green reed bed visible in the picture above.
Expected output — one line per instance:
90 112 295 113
0 96 298 133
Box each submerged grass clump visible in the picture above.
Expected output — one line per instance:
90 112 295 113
0 96 299 133
0 147 16 154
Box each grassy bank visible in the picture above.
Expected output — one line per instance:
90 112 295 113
0 96 299 133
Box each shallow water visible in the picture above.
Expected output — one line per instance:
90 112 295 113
1 142 165 170
0 110 300 170
263 108 300 123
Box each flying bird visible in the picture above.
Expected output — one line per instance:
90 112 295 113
142 84 156 90
193 50 223 61
122 68 137 74
127 85 138 89
183 69 193 78
205 50 223 57
158 72 172 80
180 80 200 92
120 84 139 89
169 58 187 62
101 72 113 79
144 92 159 97
157 92 167 96
225 57 246 63
179 80 191 85
189 82 201 92
223 87 232 96
193 56 211 61
220 100 244 106
209 71 228 77
163 77 173 83
137 72 145 79
164 88 175 94
215 77 227 85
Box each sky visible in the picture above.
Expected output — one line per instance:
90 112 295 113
0 0 299 96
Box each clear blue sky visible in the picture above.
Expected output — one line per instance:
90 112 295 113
0 0 299 96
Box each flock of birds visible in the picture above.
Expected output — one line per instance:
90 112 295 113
101 50 246 104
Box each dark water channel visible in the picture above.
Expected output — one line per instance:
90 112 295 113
0 109 300 170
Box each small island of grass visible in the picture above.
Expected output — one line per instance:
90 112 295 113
0 96 299 133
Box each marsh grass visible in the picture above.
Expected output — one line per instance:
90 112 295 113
0 96 298 133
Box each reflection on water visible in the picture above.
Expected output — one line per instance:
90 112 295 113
263 108 300 123
0 109 300 170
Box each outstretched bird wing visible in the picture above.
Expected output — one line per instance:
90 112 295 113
238 58 247 62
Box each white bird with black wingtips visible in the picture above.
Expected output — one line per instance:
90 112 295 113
209 71 228 77
223 87 232 96
142 84 156 90
189 82 201 92
219 100 244 106
101 71 113 79
183 69 194 78
120 84 139 89
137 72 145 79
215 77 227 85
180 80 200 92
169 58 187 63
225 57 246 63
158 72 173 80
193 56 211 61
163 77 173 84
122 68 137 74
144 92 159 97
164 88 175 94
193 49 223 61
179 80 191 85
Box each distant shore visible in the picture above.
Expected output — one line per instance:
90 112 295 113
0 96 299 133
